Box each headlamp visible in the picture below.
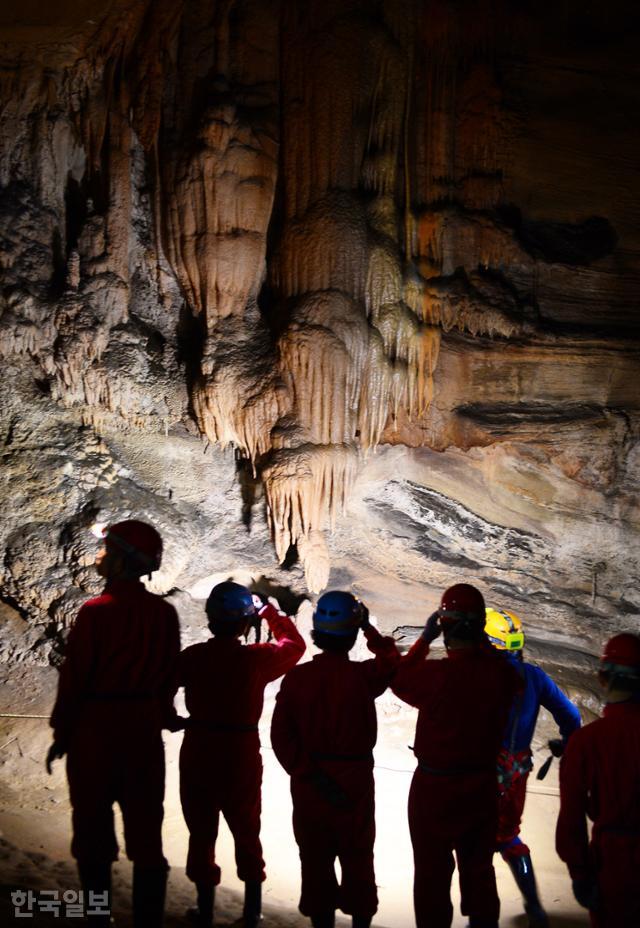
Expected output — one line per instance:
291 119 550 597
504 631 525 650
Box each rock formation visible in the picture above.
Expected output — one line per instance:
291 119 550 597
0 0 638 658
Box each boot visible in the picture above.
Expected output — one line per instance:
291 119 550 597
132 864 168 928
352 917 372 928
310 914 335 928
506 854 549 928
77 860 112 927
243 881 261 928
187 883 215 926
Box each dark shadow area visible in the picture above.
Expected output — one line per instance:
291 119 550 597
249 577 308 620
235 455 261 530
48 228 66 299
144 324 166 357
176 300 206 423
64 175 88 254
256 69 287 338
49 170 97 298
279 543 299 571
470 263 539 324
501 205 618 266
33 377 51 396
112 312 166 359
87 121 111 217
455 402 605 426
256 276 281 335
508 916 588 928
0 591 29 621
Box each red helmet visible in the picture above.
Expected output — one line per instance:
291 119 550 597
440 583 486 623
105 520 163 572
601 633 640 669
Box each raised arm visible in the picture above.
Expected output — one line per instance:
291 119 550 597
539 670 581 742
254 602 306 681
390 610 441 706
361 622 401 696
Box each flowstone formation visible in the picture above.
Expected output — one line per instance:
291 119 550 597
0 0 638 651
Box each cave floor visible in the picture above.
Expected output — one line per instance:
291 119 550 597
0 667 589 927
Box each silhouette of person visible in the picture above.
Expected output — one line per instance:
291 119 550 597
47 520 180 927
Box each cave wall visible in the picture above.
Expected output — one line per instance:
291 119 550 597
0 0 638 659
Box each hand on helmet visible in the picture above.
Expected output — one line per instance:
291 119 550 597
255 601 282 624
422 610 442 644
252 593 276 622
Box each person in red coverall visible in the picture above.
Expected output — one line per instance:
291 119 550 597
179 581 305 928
47 520 180 928
391 583 522 928
270 590 400 928
556 632 640 927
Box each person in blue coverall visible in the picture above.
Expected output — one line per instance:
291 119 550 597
484 608 581 928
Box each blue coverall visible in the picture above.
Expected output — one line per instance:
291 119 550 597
497 654 581 857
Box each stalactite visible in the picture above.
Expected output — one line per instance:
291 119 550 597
296 530 332 596
150 0 283 500
161 110 278 323
418 208 527 277
267 1 446 587
273 195 369 301
262 443 358 591
408 326 441 416
193 370 288 464
0 0 559 598
0 292 57 362
278 292 370 446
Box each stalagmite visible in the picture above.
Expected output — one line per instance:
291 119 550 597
296 530 332 597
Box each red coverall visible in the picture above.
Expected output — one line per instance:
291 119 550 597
556 700 640 928
270 625 400 919
392 638 521 928
179 605 304 886
50 579 181 867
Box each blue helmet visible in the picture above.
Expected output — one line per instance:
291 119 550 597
206 581 257 624
313 591 364 636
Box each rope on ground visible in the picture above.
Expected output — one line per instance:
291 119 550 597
526 785 560 798
0 718 563 793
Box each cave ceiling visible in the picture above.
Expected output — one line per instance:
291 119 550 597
0 0 639 661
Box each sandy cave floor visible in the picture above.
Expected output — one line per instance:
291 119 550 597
0 661 590 928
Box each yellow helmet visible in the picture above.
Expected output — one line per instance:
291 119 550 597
485 608 525 651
